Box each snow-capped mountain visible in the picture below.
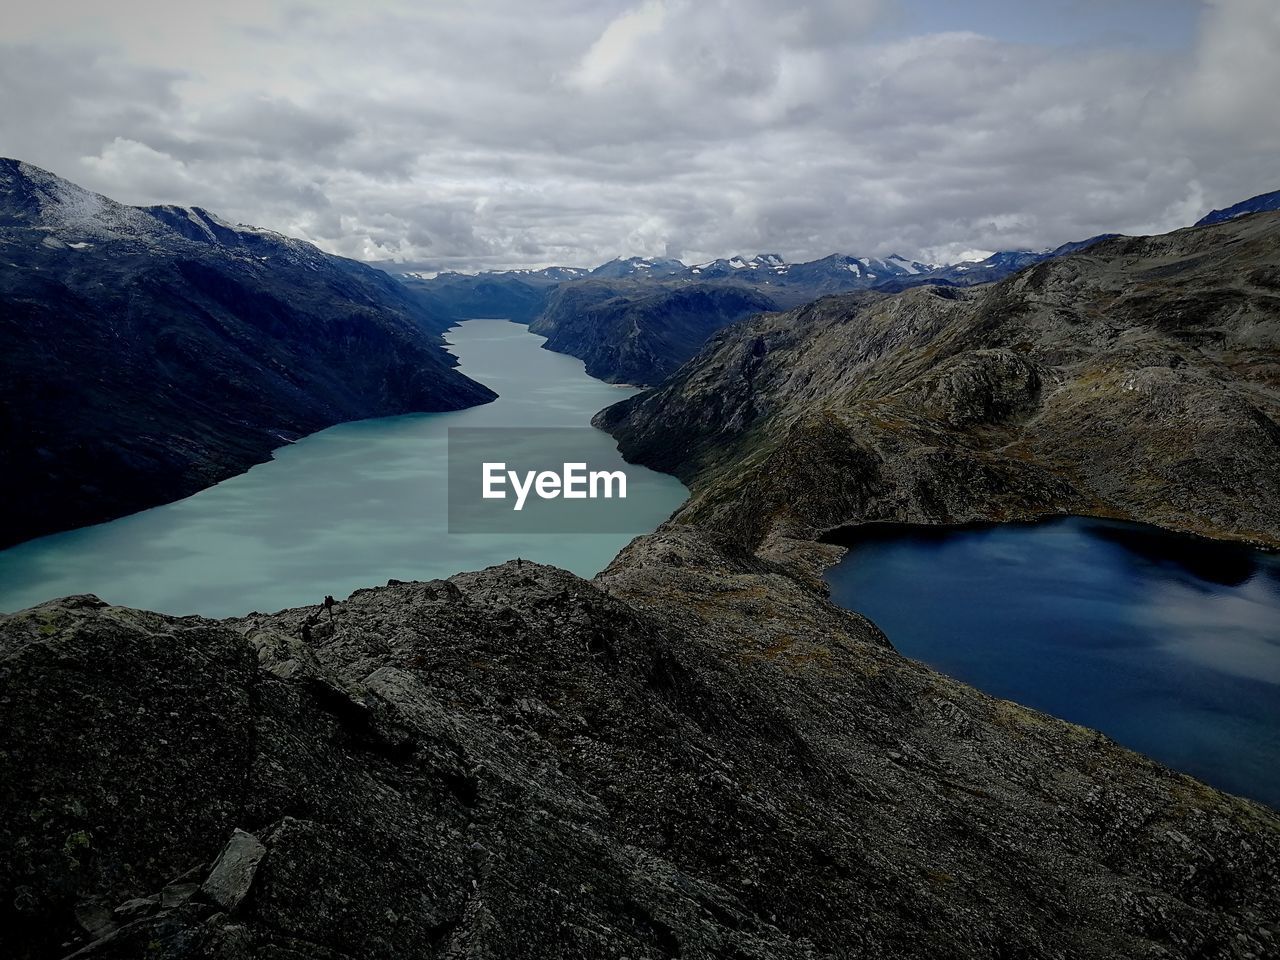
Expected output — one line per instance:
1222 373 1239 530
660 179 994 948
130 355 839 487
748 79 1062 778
588 256 687 279
0 159 336 274
517 265 591 282
784 253 938 285
897 235 1119 289
688 254 789 278
401 265 588 283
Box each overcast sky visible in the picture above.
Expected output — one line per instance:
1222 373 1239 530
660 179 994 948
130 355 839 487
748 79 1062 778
1 0 1277 270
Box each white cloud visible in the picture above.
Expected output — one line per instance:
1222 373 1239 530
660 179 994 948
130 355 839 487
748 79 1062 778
0 1 1274 271
570 0 669 90
1183 0 1280 147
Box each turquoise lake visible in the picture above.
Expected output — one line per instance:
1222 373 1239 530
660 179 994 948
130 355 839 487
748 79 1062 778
824 517 1280 808
0 319 687 617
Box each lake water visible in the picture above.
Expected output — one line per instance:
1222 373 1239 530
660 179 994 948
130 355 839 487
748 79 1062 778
0 319 686 618
824 517 1280 808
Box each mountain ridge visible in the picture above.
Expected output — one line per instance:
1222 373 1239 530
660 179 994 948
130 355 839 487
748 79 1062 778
0 159 496 548
1195 188 1280 227
398 235 1129 384
597 212 1280 555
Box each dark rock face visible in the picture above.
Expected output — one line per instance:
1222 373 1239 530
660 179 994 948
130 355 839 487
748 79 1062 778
599 212 1280 551
530 282 778 384
0 159 495 548
399 272 556 324
4 543 1279 959
199 830 265 914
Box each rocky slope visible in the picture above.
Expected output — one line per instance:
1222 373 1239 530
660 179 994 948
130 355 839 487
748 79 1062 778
598 211 1280 554
3 531 1278 959
0 160 495 547
530 282 777 384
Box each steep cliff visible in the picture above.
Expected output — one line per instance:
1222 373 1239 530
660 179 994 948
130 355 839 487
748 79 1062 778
0 160 495 547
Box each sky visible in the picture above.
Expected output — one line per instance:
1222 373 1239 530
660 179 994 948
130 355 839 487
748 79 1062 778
0 0 1276 271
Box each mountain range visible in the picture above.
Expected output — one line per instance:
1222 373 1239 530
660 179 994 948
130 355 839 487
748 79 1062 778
402 236 1122 383
402 237 1122 307
4 203 1280 960
0 159 494 547
598 211 1280 551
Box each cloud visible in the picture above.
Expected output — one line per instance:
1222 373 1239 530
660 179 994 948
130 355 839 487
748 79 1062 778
571 0 669 90
0 1 1274 270
1183 0 1280 148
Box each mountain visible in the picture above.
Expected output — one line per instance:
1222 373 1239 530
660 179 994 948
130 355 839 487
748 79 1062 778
529 282 778 384
0 159 495 548
780 253 938 294
598 212 1280 552
397 203 1244 341
588 256 687 279
398 245 1100 386
1196 188 1280 226
4 508 1277 957
685 253 786 280
399 272 553 324
400 250 949 330
397 265 592 324
5 198 1280 960
875 236 1120 292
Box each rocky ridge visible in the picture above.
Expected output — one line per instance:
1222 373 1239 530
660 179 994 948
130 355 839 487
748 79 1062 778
598 211 1280 556
3 533 1279 958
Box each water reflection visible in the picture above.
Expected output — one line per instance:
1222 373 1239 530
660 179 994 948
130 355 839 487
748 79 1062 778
823 516 1280 808
1082 519 1261 587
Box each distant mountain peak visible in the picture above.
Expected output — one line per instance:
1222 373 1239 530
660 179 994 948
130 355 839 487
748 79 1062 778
589 255 687 279
1195 189 1280 227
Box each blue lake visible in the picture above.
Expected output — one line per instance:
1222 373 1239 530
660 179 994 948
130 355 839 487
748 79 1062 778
0 319 687 618
824 516 1280 808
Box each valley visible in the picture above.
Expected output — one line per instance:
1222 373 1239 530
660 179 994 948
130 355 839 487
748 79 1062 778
0 319 685 618
2 165 1279 959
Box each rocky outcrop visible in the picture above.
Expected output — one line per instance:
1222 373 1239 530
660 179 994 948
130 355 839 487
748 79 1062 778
0 159 495 548
200 831 266 914
3 542 1279 959
598 212 1280 552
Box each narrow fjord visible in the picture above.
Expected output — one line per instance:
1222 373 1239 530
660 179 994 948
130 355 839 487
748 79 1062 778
0 319 686 617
